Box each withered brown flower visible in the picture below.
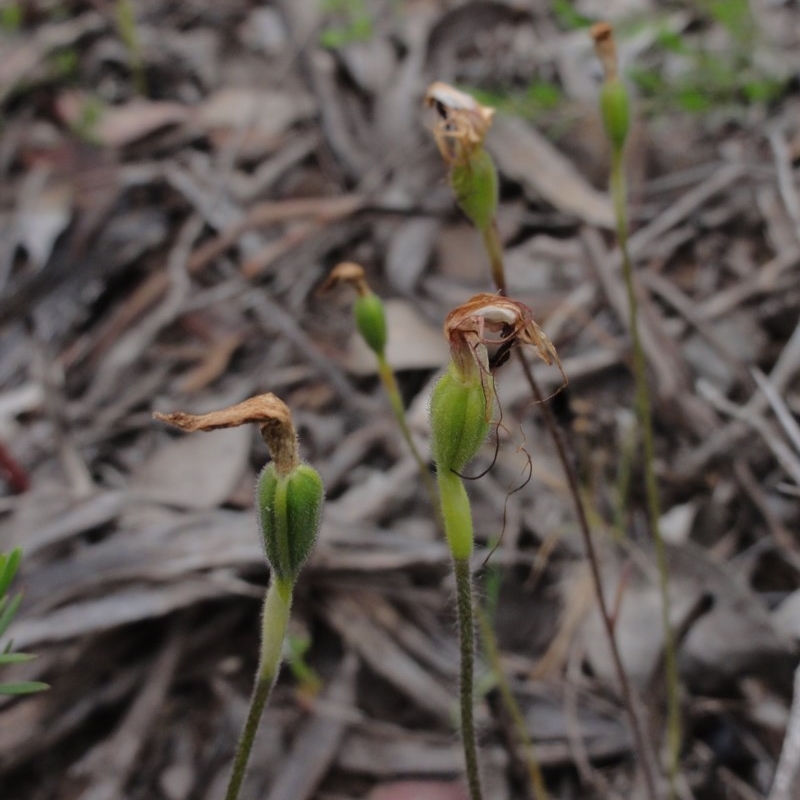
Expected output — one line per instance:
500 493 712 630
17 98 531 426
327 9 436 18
318 261 370 298
425 82 495 166
444 294 565 383
154 393 299 476
590 21 619 82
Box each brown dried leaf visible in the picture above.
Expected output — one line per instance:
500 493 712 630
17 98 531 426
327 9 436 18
178 333 245 394
488 115 614 229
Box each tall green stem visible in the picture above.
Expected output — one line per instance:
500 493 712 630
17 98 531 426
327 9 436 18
611 147 680 790
225 578 293 800
454 557 481 800
438 468 483 800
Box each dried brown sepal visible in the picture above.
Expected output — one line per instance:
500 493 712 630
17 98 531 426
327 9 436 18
591 21 619 82
154 393 299 476
318 261 370 297
444 293 567 385
425 82 495 166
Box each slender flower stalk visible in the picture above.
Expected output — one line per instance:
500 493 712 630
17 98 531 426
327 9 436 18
326 263 551 796
426 81 658 800
321 262 439 507
592 20 679 795
226 576 292 800
154 394 324 800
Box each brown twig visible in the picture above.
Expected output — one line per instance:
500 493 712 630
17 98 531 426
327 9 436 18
513 348 660 800
494 218 660 800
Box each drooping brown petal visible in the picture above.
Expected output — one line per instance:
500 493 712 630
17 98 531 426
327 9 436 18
154 393 299 475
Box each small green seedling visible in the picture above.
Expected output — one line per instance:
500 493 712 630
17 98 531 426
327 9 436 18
0 547 49 696
0 3 22 32
116 0 147 96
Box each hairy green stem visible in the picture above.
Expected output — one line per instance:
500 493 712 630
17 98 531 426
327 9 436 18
611 147 680 792
225 578 293 800
454 556 482 800
438 469 483 800
438 468 475 562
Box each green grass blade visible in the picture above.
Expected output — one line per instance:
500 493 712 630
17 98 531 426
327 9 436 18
0 680 49 695
0 592 22 640
0 548 22 596
0 651 37 665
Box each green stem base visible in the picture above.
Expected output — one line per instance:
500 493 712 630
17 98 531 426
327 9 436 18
454 556 483 800
225 578 292 800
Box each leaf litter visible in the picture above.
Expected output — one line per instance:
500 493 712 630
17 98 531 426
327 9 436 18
1 2 800 799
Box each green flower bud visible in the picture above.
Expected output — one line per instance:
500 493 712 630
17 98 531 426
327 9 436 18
600 78 630 153
257 463 324 584
450 148 498 234
430 365 493 474
354 292 387 356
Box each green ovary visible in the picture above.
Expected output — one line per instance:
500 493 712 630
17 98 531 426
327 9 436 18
430 367 492 474
451 148 499 233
